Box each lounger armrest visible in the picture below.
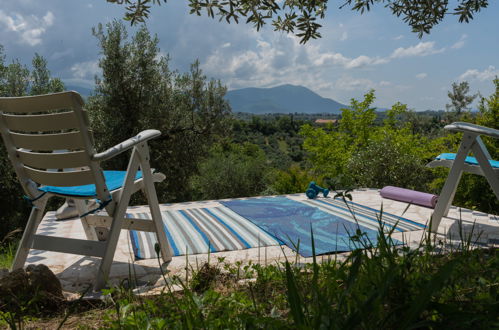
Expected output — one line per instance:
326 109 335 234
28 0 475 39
445 122 499 139
92 129 161 162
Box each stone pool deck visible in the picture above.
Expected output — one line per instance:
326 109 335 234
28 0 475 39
26 189 499 297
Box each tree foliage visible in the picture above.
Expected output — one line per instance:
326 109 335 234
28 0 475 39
108 0 489 43
301 90 433 190
30 54 65 95
446 81 478 115
232 114 307 170
339 89 377 147
86 21 232 202
344 0 489 37
300 80 498 213
300 90 378 185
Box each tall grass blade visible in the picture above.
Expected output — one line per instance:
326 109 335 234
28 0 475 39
338 249 362 307
284 260 306 326
310 224 323 328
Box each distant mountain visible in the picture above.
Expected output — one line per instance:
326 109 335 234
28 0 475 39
225 84 347 114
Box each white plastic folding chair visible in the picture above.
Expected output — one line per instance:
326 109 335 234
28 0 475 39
0 91 173 291
427 122 499 232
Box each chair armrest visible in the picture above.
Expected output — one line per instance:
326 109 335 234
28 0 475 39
92 129 161 162
445 122 499 139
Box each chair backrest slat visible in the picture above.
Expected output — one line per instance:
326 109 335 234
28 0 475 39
22 166 94 187
18 150 89 169
1 111 80 132
9 131 86 150
0 92 76 113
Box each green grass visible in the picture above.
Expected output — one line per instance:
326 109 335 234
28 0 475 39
0 242 15 269
97 223 499 329
1 211 498 329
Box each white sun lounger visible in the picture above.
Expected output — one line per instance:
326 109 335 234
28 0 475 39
427 122 499 232
0 91 173 291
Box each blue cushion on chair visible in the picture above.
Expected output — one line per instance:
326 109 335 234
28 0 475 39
38 170 143 197
436 153 499 168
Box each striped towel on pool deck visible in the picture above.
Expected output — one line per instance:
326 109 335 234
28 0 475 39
129 206 281 259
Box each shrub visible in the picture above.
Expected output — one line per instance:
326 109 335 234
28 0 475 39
190 142 270 199
348 130 433 190
270 165 321 194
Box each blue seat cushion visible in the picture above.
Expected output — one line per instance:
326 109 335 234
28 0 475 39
38 170 143 197
436 153 499 169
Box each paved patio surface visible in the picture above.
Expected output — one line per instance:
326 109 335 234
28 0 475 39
26 189 499 296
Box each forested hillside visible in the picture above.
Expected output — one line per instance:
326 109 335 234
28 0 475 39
225 85 347 114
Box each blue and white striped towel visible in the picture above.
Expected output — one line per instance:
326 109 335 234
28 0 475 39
129 206 281 259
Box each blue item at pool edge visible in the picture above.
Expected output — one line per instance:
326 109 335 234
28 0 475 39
306 181 329 199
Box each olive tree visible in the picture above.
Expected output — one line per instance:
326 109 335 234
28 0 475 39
86 21 232 202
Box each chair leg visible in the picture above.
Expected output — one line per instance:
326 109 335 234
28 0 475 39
11 197 48 270
472 141 499 199
431 133 476 232
140 158 173 263
93 149 141 291
74 199 99 241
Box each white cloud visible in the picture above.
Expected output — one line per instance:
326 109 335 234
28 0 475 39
390 41 445 59
281 40 442 70
50 49 74 60
0 10 54 46
203 35 333 91
312 52 387 69
347 55 388 68
333 76 394 92
65 60 100 88
304 40 445 71
202 33 448 97
340 31 348 41
451 34 467 50
42 12 54 26
334 76 377 91
393 35 404 40
459 65 499 82
70 60 100 80
203 34 395 93
416 73 427 80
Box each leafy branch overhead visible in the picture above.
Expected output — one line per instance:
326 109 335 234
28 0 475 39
107 0 489 43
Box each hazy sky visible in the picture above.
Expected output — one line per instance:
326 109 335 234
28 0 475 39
1 0 498 110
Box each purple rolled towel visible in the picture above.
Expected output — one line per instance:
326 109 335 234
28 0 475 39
380 186 438 209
